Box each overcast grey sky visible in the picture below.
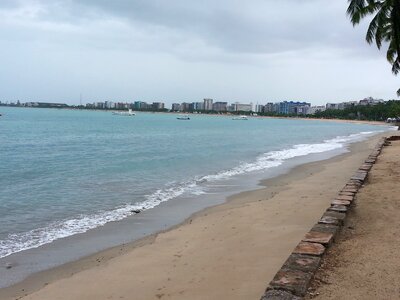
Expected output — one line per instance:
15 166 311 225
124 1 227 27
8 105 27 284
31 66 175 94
0 0 398 106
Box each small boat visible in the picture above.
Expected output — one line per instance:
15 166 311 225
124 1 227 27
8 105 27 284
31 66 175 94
112 109 136 116
177 114 190 120
232 115 248 120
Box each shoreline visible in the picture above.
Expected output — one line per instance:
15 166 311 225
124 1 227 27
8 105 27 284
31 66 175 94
0 132 390 300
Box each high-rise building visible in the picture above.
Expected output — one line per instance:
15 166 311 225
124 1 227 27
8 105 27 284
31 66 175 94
231 102 253 112
134 101 147 110
326 103 340 110
203 98 213 111
180 102 191 111
255 104 264 113
309 106 326 114
212 102 228 112
193 102 204 111
152 102 165 110
171 103 181 111
264 102 274 113
278 101 310 114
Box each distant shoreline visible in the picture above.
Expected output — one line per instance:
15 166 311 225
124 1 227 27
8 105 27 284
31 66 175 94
0 105 389 126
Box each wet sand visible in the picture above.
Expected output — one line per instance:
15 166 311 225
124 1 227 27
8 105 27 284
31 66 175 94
0 133 389 300
306 135 400 300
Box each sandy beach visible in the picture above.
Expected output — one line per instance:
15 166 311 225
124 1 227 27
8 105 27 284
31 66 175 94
0 133 391 300
306 134 400 299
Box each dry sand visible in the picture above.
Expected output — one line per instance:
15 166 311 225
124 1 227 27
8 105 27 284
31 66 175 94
306 137 400 300
0 134 389 300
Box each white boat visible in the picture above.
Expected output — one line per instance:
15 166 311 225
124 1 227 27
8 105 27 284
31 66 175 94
232 115 248 120
112 109 136 116
177 114 190 120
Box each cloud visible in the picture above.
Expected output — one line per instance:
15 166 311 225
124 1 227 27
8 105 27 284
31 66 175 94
0 0 375 57
0 0 397 105
64 0 374 56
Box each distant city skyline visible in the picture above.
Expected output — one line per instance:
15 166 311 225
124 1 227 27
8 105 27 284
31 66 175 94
1 96 387 117
0 1 399 106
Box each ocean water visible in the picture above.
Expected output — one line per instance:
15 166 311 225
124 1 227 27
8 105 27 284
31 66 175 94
0 107 392 261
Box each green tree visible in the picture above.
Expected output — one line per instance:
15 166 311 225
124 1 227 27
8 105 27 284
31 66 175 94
347 0 400 95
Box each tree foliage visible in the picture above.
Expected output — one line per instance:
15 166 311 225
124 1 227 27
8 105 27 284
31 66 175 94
348 0 400 74
313 100 400 121
348 0 400 96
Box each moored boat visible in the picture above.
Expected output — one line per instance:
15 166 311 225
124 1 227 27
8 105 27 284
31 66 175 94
232 115 248 120
177 114 190 120
112 109 136 116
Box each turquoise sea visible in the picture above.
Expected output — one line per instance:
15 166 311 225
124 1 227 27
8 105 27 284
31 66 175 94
0 107 394 286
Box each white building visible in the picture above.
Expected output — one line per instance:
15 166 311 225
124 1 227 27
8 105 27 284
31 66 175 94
326 103 340 110
231 102 253 112
255 104 264 113
309 106 326 115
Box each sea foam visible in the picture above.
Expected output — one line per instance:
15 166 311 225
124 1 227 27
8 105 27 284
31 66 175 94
0 130 383 258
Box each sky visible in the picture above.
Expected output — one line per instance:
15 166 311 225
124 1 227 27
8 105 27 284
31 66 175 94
0 0 399 106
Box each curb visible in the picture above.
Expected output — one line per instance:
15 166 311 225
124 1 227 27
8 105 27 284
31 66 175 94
260 136 390 299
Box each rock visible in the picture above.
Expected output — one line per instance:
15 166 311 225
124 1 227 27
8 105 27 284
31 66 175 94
131 209 141 214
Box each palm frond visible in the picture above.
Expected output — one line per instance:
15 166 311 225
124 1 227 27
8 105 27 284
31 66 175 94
348 0 400 75
366 4 390 48
347 0 382 25
390 1 400 74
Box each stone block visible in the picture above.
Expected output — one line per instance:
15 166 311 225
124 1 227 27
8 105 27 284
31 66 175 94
359 166 371 171
328 205 348 213
319 215 341 226
261 289 302 300
293 241 325 256
323 211 346 225
312 223 339 236
351 174 366 182
338 192 356 197
344 184 359 189
347 180 362 186
268 268 313 297
361 163 373 168
341 187 358 194
335 195 354 202
302 231 334 246
331 199 351 206
283 253 321 274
